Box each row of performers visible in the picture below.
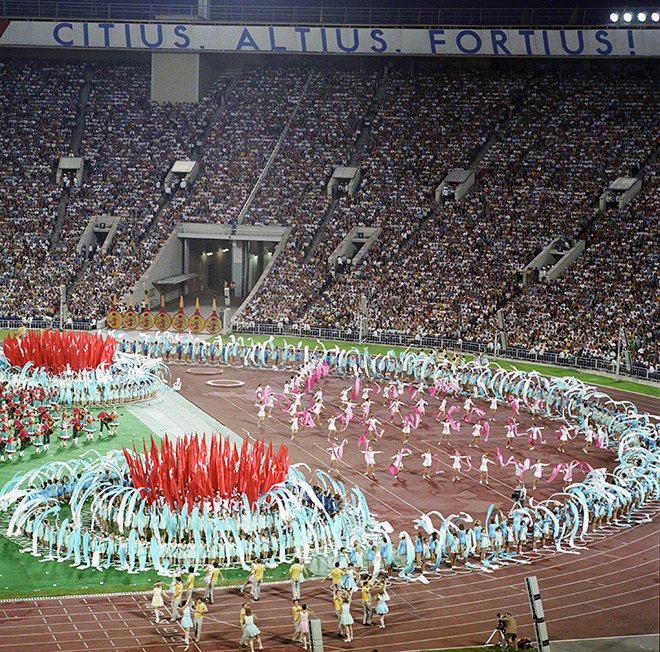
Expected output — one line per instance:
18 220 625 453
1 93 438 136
21 472 652 574
0 404 118 459
22 505 353 572
0 364 162 407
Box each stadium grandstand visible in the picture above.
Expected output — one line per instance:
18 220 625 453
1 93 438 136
0 0 658 382
0 4 658 652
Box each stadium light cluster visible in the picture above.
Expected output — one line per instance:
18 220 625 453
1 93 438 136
609 9 660 22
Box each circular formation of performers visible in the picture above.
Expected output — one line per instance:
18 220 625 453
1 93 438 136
0 337 657 583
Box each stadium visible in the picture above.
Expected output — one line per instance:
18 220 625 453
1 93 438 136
0 1 658 651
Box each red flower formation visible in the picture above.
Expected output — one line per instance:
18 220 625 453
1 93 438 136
3 329 116 373
123 433 289 511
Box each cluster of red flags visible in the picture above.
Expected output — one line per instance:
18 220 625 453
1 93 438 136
3 329 116 373
123 433 289 512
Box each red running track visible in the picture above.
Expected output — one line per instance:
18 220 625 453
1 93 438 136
0 364 657 651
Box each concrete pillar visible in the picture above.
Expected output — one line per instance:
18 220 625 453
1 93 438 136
232 241 245 297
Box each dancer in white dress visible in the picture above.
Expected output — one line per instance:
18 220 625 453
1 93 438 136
479 453 494 485
243 607 263 651
338 594 354 642
558 425 569 452
180 598 193 645
530 459 549 490
151 581 165 623
421 449 433 479
450 450 462 482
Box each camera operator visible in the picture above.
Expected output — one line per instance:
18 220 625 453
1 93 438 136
511 481 526 509
497 611 517 649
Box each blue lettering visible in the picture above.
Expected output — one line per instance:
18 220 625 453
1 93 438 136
490 30 511 55
518 30 534 55
236 27 260 51
140 24 163 48
336 28 359 53
627 29 636 55
174 25 190 49
429 29 446 54
269 26 286 52
53 22 73 47
83 22 89 47
595 30 612 55
295 27 310 52
320 27 328 53
370 29 387 53
456 30 482 55
542 30 551 55
560 30 584 55
124 23 132 48
98 23 114 48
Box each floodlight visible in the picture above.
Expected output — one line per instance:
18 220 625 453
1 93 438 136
651 12 660 22
637 12 647 21
623 12 633 22
609 12 619 21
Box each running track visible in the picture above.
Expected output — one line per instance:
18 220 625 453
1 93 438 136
0 364 657 651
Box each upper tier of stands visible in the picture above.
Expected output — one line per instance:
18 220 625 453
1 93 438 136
1 59 658 374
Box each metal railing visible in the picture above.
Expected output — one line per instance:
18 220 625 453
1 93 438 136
2 316 655 383
0 2 627 27
230 321 660 383
0 317 96 332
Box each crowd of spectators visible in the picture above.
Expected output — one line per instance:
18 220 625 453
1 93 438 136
241 67 381 322
0 61 84 318
241 68 525 325
1 59 658 371
66 63 224 319
121 66 311 308
290 68 527 329
502 162 659 370
281 67 659 370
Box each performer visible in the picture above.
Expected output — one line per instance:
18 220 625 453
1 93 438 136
180 598 194 645
298 604 313 650
84 411 96 440
389 448 408 479
170 575 183 622
489 396 498 420
364 445 379 478
401 418 411 443
202 561 224 604
505 418 518 450
151 580 166 623
469 421 483 447
193 597 208 643
290 415 299 440
325 562 344 596
527 422 544 451
58 411 70 447
421 449 433 479
327 415 338 440
527 459 546 489
287 557 308 601
338 593 354 642
257 402 266 428
250 558 265 600
479 453 494 485
243 606 263 651
450 450 462 483
437 417 452 447
327 439 348 472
